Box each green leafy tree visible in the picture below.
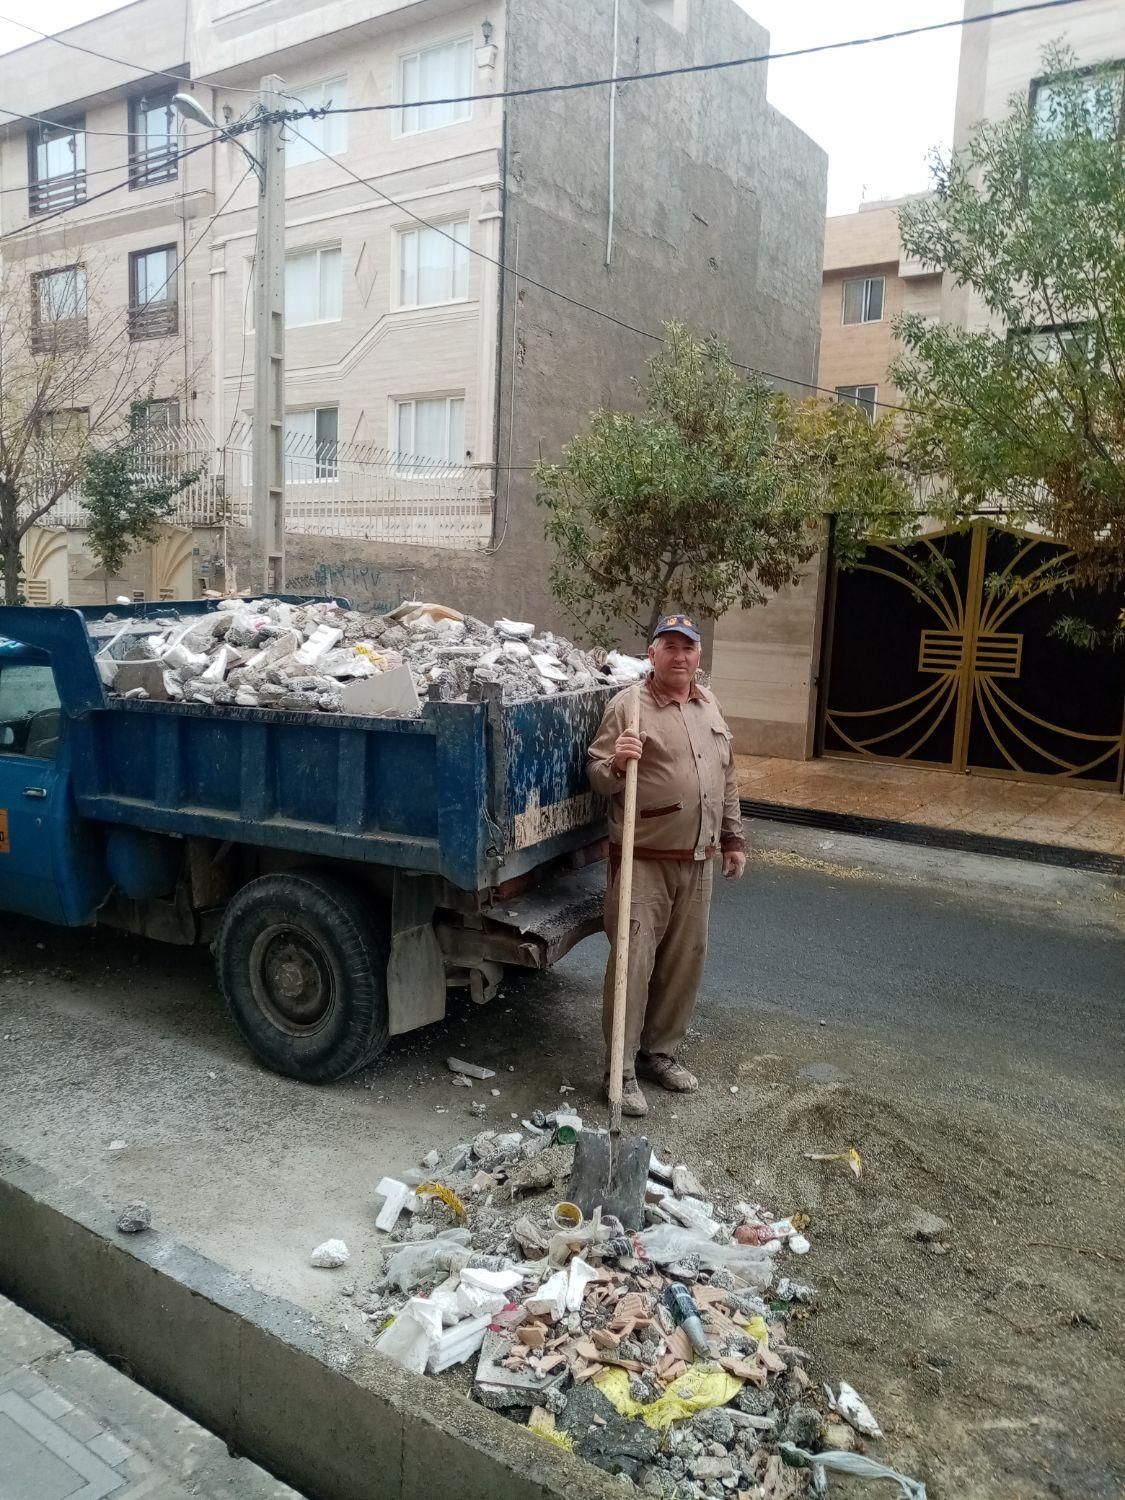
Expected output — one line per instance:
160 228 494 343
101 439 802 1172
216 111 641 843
536 323 916 645
893 45 1125 594
83 437 201 602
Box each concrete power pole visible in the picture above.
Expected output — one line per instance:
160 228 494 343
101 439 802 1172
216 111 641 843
251 75 286 594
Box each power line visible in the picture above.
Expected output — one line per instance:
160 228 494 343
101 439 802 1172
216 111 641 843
287 124 913 413
230 0 1093 131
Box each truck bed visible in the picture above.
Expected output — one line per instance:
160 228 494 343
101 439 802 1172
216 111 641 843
0 605 612 893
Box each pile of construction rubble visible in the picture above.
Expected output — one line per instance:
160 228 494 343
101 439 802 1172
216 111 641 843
95 598 648 714
340 1100 926 1500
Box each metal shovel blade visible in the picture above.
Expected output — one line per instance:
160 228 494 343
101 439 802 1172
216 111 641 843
569 1127 650 1230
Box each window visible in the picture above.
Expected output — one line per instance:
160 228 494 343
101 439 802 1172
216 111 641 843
398 39 473 135
40 408 89 444
130 398 180 433
836 385 878 422
28 118 85 215
395 395 465 470
285 246 342 325
129 245 178 340
129 94 177 187
643 0 677 22
31 266 87 352
285 406 338 481
285 78 348 166
1031 65 1124 141
398 221 469 307
0 664 61 761
1013 324 1094 370
842 275 885 325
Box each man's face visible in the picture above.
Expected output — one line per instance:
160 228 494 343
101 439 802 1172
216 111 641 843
648 631 701 689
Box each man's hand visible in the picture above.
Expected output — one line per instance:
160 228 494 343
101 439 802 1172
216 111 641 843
612 731 644 775
722 849 747 881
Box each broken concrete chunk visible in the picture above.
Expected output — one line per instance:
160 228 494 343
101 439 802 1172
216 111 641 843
375 1178 413 1232
115 1200 151 1234
447 1057 497 1081
309 1238 350 1268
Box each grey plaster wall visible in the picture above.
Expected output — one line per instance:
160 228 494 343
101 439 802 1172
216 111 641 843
487 0 828 638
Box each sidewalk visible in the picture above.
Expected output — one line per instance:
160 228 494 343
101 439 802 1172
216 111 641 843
736 754 1125 860
0 1294 300 1500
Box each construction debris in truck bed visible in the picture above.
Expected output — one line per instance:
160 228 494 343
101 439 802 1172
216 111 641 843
94 599 650 714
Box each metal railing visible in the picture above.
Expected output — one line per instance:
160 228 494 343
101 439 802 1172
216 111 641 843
29 171 86 216
18 420 494 548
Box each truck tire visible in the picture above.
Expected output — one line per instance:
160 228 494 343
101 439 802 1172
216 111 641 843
215 871 389 1082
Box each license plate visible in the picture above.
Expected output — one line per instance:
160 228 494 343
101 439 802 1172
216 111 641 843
0 809 8 854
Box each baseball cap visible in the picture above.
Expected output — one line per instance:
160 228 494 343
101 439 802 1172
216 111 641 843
652 613 701 644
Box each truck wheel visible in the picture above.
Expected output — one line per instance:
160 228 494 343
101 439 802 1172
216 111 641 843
216 871 389 1082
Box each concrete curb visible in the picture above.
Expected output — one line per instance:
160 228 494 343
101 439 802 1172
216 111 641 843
0 1146 617 1500
743 798 1125 877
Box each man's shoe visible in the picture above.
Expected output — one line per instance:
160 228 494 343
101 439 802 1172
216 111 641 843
603 1075 649 1117
637 1052 698 1093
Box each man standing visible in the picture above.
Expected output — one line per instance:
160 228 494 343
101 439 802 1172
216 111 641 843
587 614 747 1117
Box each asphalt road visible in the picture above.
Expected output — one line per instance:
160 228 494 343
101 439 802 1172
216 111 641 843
0 824 1121 1498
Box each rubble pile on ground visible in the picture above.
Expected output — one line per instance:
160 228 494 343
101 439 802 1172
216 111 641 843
95 598 648 714
342 1107 918 1500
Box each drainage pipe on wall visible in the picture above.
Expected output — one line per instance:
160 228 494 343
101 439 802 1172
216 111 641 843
605 0 620 266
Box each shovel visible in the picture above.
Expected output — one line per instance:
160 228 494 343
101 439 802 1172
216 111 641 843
570 685 650 1231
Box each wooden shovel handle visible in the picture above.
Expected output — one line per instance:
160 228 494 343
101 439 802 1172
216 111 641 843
608 685 641 1138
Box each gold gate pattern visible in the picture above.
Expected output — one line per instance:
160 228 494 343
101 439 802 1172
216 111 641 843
820 522 1125 787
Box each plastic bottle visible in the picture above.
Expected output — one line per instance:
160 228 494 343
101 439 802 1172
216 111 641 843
663 1281 709 1356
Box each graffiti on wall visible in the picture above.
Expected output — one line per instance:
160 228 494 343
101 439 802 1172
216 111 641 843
285 561 397 612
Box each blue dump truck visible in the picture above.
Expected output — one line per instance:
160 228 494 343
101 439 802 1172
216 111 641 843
0 601 611 1081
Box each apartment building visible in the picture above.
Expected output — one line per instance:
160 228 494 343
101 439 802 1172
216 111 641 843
818 195 941 421
0 0 826 751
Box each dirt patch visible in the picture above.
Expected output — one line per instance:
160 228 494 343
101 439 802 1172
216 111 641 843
675 1068 1125 1499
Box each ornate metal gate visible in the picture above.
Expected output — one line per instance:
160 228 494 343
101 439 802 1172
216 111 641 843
818 522 1125 788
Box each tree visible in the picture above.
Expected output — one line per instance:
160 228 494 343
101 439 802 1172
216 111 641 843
0 236 178 603
892 45 1125 592
536 323 916 644
82 434 202 603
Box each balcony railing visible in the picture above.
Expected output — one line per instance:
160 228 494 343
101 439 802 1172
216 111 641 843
30 316 88 355
29 171 86 216
129 145 178 189
127 300 178 340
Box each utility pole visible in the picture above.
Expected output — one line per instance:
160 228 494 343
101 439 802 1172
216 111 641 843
251 75 286 594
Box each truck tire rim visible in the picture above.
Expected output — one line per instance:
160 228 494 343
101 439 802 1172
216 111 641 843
248 925 335 1035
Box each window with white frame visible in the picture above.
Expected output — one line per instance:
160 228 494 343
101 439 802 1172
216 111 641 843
398 39 473 135
395 396 465 470
398 221 469 307
286 246 342 325
842 275 885 325
285 406 339 481
836 385 878 422
285 77 348 167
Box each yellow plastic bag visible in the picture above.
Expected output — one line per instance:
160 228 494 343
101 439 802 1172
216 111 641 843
594 1366 743 1432
742 1315 769 1345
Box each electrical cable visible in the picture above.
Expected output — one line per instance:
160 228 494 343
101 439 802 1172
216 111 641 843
231 0 1094 129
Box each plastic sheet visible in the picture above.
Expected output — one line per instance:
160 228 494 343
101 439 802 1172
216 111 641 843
779 1444 927 1499
594 1366 744 1432
382 1229 472 1292
637 1225 774 1289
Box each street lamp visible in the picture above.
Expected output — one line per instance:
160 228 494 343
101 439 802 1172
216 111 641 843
171 93 262 182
